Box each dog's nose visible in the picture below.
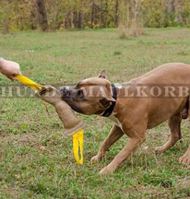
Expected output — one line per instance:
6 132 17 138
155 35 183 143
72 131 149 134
60 86 71 98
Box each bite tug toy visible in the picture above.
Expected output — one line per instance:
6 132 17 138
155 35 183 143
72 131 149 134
15 74 84 164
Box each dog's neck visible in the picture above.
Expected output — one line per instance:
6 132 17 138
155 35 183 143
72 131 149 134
100 84 119 117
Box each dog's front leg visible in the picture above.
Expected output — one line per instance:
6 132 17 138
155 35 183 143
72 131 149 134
91 125 124 163
99 130 146 175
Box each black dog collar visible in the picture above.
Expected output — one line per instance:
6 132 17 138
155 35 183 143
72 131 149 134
101 84 117 117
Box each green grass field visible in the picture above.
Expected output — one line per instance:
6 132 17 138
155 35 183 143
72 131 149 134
0 28 190 198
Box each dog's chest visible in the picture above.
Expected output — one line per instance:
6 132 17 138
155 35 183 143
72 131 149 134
108 115 123 129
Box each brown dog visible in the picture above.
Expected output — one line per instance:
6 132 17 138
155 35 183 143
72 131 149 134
46 63 190 175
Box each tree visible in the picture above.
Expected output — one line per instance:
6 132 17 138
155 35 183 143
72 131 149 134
174 0 184 24
35 0 48 31
1 0 12 34
1 0 190 31
115 0 119 27
164 0 185 26
119 0 143 38
165 0 175 14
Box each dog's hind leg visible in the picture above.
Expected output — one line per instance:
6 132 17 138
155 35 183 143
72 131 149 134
91 125 124 163
181 96 189 120
179 146 190 164
155 114 182 154
178 99 190 164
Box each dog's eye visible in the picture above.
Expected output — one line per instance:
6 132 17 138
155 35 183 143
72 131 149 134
77 89 84 98
75 81 81 89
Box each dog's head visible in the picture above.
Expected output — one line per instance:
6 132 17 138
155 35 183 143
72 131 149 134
60 71 116 115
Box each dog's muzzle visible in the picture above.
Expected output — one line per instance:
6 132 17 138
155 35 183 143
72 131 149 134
60 86 72 99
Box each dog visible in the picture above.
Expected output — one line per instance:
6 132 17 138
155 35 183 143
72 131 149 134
42 63 190 175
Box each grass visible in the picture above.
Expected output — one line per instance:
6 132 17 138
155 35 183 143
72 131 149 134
0 28 190 198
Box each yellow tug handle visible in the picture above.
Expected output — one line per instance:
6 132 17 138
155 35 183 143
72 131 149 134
73 129 84 164
15 74 84 165
15 74 42 91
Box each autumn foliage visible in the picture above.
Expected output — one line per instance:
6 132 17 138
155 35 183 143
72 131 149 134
0 0 190 33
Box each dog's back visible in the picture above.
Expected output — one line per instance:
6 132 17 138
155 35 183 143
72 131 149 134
117 63 190 129
129 63 190 85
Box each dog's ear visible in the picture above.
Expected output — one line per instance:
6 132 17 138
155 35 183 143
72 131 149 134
98 70 107 79
99 97 115 108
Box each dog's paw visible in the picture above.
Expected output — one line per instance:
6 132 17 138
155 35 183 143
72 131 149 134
90 155 101 164
155 146 165 154
99 165 114 176
179 154 190 164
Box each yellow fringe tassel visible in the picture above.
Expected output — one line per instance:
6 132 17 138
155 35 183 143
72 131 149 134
73 129 84 165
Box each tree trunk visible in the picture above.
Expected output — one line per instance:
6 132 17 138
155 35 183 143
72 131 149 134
165 0 175 14
78 11 83 29
119 0 143 38
2 18 9 34
73 11 78 28
35 0 48 31
2 0 11 34
100 0 104 27
127 0 143 36
115 0 119 27
91 2 96 28
100 0 107 28
174 0 184 24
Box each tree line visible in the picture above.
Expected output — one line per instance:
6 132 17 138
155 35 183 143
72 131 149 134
0 0 190 33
